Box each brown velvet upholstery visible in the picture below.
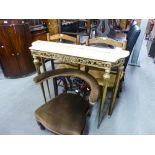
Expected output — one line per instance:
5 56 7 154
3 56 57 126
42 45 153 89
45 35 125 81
34 69 100 134
35 93 89 135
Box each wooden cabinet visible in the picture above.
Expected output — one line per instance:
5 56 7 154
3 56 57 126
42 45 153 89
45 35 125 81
0 23 35 78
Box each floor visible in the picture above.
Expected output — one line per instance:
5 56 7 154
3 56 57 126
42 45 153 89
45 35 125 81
0 40 155 135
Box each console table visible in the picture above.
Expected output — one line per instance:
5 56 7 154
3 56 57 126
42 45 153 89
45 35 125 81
30 40 129 125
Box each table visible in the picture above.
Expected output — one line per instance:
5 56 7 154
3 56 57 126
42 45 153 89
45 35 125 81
30 40 129 126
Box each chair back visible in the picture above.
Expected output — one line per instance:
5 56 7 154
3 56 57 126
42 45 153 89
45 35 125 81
34 69 100 104
86 36 127 50
47 33 80 45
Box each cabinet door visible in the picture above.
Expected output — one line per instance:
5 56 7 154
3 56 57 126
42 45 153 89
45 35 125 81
0 25 21 78
9 24 35 75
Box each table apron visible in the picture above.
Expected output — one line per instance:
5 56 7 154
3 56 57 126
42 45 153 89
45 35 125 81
31 50 125 70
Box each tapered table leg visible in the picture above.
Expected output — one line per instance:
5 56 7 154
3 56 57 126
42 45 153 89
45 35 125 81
98 68 111 127
41 58 51 99
33 56 47 103
108 65 124 116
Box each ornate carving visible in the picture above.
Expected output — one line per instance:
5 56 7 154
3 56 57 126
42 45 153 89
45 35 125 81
33 56 39 64
31 49 116 69
113 59 125 67
103 68 111 79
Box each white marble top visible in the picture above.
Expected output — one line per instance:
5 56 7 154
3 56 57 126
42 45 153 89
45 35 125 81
30 40 129 63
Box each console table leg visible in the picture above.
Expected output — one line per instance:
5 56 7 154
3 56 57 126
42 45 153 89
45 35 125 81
98 68 111 127
33 57 47 103
41 58 51 99
108 66 124 116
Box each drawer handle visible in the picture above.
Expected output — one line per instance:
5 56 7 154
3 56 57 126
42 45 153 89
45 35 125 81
17 53 20 56
11 53 15 56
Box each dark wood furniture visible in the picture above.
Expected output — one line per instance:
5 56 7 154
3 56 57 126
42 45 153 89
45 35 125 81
0 19 48 78
34 68 100 135
0 23 35 78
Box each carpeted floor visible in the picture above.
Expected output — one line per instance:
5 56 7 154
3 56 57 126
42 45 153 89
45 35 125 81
0 40 155 135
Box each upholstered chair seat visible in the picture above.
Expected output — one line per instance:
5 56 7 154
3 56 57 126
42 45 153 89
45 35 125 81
35 93 89 135
34 69 100 135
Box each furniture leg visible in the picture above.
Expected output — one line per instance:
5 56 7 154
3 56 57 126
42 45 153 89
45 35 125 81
33 56 47 103
98 68 111 127
108 66 124 116
66 76 73 90
51 59 55 70
41 58 51 99
62 77 68 93
37 121 45 130
51 59 59 97
53 78 58 96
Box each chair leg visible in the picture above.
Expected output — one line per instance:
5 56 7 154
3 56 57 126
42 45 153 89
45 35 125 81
66 76 73 91
119 81 123 92
53 78 58 97
37 122 45 130
40 82 47 103
62 78 68 93
41 58 51 99
116 81 122 98
51 59 55 70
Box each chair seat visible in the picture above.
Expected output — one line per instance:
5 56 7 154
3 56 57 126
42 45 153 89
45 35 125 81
80 66 117 87
35 93 89 135
54 60 79 69
55 63 79 69
88 70 117 87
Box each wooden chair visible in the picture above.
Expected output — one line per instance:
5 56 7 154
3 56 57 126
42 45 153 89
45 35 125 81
85 36 127 127
34 69 100 135
46 33 80 96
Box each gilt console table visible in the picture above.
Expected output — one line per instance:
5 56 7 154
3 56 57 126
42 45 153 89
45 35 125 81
29 40 129 126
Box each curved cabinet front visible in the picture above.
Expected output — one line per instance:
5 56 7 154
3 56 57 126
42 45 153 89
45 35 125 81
0 24 35 78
